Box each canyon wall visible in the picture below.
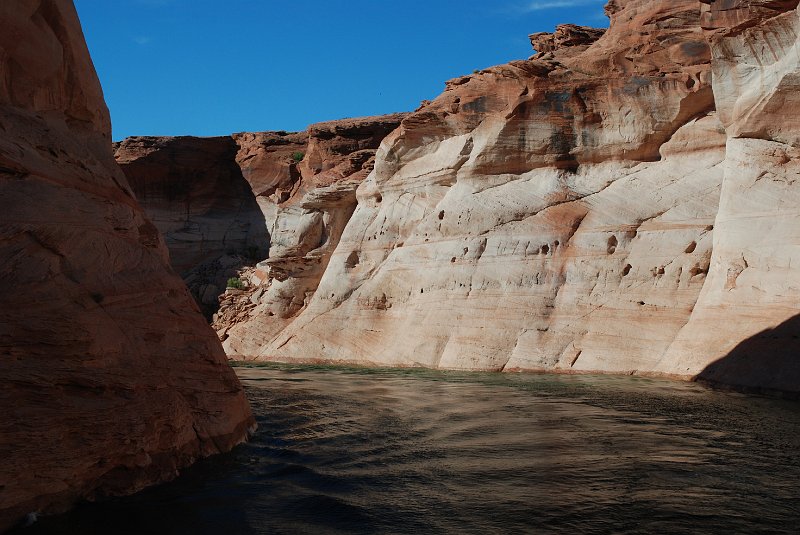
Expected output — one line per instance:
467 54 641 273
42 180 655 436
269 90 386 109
116 114 407 346
238 0 800 393
113 136 268 276
659 0 800 391
111 0 800 394
0 1 253 530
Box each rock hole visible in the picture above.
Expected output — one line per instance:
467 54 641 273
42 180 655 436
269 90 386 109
541 244 549 254
657 266 665 275
554 240 560 247
451 257 456 263
689 265 706 277
345 251 360 269
420 288 424 294
375 194 382 203
607 235 618 254
705 225 714 231
637 300 645 306
438 210 445 220
685 241 697 254
622 264 632 276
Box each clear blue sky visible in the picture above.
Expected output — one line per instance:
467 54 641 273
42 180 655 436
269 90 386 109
73 0 609 141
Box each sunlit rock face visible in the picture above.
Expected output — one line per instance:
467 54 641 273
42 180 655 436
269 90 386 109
221 115 408 355
247 0 800 393
256 0 725 371
0 0 253 529
659 0 800 391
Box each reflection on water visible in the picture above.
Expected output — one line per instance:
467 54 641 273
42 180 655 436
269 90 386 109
21 365 800 534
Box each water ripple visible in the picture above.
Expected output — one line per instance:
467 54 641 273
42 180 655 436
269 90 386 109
19 365 800 534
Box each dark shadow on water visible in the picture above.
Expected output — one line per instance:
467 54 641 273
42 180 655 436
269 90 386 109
697 313 800 397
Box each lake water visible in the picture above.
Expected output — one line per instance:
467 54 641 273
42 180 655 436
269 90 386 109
21 365 800 534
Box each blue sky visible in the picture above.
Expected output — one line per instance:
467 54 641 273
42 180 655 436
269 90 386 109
73 0 608 140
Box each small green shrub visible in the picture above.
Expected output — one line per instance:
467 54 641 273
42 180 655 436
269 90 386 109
227 277 244 290
291 151 305 163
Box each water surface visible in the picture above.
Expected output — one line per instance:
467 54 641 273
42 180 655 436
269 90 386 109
23 365 800 534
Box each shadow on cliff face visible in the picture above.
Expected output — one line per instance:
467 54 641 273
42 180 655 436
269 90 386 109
115 136 270 318
697 314 800 396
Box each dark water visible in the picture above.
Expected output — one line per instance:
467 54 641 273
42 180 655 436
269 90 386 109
21 365 800 534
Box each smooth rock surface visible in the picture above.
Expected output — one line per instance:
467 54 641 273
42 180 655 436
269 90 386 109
658 0 800 391
0 1 253 530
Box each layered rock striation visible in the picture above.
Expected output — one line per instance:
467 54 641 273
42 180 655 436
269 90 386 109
0 1 253 529
237 0 800 394
662 0 800 391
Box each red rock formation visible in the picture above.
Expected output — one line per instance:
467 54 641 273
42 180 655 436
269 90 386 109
114 115 407 353
114 136 268 276
108 0 800 396
246 0 800 395
660 0 800 392
255 0 722 372
114 136 269 318
221 116 407 355
529 24 605 56
0 1 253 529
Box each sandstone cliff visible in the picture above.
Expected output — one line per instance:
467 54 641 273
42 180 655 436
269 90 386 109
113 136 268 276
115 115 407 346
239 0 800 394
0 1 253 529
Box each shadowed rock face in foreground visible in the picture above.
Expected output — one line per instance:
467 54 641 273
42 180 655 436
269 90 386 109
0 0 254 530
217 0 799 394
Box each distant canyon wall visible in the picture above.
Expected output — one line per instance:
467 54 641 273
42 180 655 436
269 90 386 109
115 114 407 329
0 0 253 529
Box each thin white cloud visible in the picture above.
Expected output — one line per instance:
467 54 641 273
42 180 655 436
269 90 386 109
133 36 152 45
135 0 175 6
522 0 603 11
